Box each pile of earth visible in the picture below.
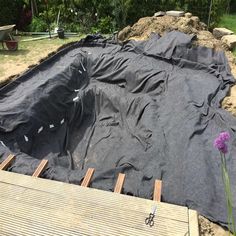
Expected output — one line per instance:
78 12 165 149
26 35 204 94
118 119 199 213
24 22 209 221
118 14 221 48
118 14 236 117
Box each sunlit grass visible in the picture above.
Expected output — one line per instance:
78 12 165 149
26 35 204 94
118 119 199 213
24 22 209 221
0 35 85 82
218 14 236 33
233 49 236 57
0 35 84 62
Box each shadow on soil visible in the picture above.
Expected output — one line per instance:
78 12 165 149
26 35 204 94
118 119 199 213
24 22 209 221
0 49 30 56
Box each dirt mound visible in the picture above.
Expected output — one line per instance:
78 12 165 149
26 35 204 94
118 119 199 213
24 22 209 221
118 14 230 51
119 15 207 41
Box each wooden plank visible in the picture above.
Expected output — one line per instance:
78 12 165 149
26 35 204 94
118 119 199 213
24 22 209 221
0 206 189 236
32 159 48 177
114 173 125 193
0 171 189 223
188 209 199 236
153 179 162 202
0 171 194 235
0 154 15 170
81 168 95 187
0 186 189 236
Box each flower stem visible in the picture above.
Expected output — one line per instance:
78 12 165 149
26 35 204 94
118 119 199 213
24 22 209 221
221 153 236 236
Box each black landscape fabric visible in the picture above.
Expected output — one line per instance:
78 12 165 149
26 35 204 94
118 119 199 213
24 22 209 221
0 31 236 227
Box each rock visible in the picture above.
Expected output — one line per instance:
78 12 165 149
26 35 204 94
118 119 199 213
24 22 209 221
154 11 165 17
191 16 199 23
221 35 236 49
185 12 192 18
118 25 131 41
166 10 184 17
199 22 207 30
213 27 234 39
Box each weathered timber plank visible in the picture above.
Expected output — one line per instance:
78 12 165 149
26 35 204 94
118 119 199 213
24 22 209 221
0 197 188 236
153 179 162 202
114 173 125 193
0 183 188 234
32 159 48 177
81 168 95 187
0 154 15 170
0 170 188 222
0 171 192 236
188 209 199 236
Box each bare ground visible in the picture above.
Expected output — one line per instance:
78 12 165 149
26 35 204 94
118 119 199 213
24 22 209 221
0 36 82 85
199 215 234 236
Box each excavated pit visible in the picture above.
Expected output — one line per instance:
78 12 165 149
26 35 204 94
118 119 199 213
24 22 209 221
0 33 236 229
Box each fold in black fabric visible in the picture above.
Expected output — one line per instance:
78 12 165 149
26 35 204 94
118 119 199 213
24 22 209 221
0 31 235 228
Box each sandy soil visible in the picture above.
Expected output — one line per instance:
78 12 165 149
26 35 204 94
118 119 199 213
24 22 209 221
0 36 81 85
0 47 59 84
199 215 234 236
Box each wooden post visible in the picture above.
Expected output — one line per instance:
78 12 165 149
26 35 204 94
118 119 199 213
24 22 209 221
114 173 125 194
153 180 162 202
32 159 48 177
188 209 199 236
81 168 95 187
0 154 15 170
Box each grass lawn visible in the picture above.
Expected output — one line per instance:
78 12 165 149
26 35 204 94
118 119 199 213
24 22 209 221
218 14 236 33
233 49 236 57
218 14 236 57
0 35 84 83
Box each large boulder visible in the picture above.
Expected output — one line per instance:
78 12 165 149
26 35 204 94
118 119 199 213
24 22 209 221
221 35 236 49
213 28 234 39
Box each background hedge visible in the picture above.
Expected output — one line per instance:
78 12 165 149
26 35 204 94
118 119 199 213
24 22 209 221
0 0 234 32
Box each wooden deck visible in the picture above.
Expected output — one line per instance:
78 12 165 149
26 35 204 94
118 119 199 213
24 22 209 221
0 170 199 236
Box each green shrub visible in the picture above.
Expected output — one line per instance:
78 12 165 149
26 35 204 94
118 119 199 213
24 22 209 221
13 0 231 33
63 23 81 32
98 16 113 33
91 26 100 34
29 17 48 32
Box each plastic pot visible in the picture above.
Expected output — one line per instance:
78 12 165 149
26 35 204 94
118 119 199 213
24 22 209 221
57 29 65 39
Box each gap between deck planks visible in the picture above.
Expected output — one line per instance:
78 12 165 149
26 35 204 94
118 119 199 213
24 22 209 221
0 154 15 170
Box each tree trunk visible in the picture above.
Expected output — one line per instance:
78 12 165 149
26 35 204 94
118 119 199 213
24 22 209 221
31 0 38 17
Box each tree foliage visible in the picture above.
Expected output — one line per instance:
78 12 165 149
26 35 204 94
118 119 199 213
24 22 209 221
0 0 232 32
0 0 25 27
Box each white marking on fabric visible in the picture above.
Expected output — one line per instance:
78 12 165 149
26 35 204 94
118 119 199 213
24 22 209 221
74 89 79 92
73 96 79 102
24 135 29 142
38 126 43 133
49 124 55 129
0 141 6 147
79 70 82 74
81 62 86 72
60 118 65 124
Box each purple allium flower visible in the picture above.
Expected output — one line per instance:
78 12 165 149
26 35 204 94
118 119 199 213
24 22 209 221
214 131 230 154
218 132 230 142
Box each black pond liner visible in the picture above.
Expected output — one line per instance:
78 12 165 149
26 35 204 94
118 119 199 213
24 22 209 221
0 31 236 229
